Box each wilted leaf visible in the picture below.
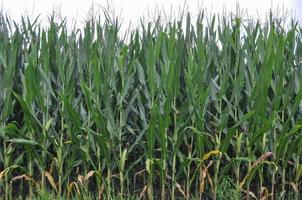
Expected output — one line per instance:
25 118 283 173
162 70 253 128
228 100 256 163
45 171 57 191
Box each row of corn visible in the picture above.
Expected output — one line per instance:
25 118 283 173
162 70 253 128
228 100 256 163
0 11 302 199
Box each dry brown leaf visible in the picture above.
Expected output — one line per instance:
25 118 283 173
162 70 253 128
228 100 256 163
287 160 295 166
45 171 57 191
199 166 207 193
67 181 80 200
98 184 105 200
77 175 84 184
241 152 275 188
176 182 187 199
11 174 32 182
260 186 268 200
240 176 248 189
85 170 95 182
0 167 12 181
165 174 187 199
138 185 148 200
241 189 257 199
0 169 6 181
207 160 214 168
287 181 298 193
251 152 274 168
49 160 55 175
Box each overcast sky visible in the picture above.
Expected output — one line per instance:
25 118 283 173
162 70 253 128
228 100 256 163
0 0 301 28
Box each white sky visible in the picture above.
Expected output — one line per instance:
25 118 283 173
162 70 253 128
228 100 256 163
0 0 301 28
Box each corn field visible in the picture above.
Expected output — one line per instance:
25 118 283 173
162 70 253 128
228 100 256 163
0 11 302 200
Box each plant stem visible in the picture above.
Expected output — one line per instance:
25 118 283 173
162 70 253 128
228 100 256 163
171 98 178 200
3 131 9 200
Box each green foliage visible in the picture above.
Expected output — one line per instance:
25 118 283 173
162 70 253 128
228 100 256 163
216 177 241 200
0 9 302 200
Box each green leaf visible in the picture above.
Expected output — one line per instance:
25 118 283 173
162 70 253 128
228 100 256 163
8 138 39 146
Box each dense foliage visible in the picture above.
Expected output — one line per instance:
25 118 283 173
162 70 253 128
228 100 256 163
0 11 302 199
